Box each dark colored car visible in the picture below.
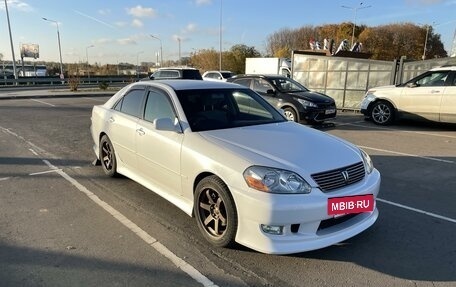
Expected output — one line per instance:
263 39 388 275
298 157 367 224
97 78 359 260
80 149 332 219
146 67 203 80
227 75 336 124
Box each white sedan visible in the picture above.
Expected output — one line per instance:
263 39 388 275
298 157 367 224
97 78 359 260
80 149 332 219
90 80 381 254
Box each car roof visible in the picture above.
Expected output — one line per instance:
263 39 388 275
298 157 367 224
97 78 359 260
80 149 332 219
230 74 288 80
131 79 244 91
156 67 199 71
203 70 233 73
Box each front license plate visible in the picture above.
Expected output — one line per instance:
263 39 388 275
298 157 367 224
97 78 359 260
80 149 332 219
325 108 335 115
328 194 374 215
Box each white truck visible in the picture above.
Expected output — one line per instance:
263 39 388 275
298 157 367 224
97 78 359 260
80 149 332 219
245 57 291 77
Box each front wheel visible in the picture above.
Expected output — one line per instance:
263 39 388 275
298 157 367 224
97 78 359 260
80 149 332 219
283 107 298 122
194 176 237 248
370 101 395 125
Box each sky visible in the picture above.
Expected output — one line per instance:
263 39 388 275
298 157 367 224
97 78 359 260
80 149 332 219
1 0 456 65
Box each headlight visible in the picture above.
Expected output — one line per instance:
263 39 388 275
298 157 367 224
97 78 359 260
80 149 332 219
297 99 318 108
360 149 374 174
243 166 312 194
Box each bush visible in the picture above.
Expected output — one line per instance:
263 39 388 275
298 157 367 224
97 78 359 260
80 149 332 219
99 81 109 90
68 76 80 91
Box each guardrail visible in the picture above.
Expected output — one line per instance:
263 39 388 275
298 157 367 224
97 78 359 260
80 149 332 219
0 75 137 86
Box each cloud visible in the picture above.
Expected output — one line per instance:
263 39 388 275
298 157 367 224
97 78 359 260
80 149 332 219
126 5 156 18
117 38 137 45
195 0 212 6
98 9 111 15
182 23 197 34
0 0 33 12
131 19 143 28
115 21 128 27
95 38 114 45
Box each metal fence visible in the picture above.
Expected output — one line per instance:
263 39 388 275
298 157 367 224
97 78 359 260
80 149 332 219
291 51 456 110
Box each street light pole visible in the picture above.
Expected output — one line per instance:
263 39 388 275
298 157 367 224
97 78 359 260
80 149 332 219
150 35 163 67
421 22 438 60
42 17 64 79
5 0 18 80
178 37 181 66
86 45 94 81
341 3 371 48
219 0 223 71
136 51 144 80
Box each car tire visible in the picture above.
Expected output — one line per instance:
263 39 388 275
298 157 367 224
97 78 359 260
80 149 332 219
283 107 298 122
100 135 118 177
370 101 395 125
194 175 237 248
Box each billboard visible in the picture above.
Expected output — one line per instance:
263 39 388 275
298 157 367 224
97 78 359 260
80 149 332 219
20 43 39 59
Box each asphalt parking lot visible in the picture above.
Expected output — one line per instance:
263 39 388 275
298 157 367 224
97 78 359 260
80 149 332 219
0 94 455 287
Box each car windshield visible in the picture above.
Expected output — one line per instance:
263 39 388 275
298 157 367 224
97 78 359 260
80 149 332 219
176 88 286 132
271 77 309 93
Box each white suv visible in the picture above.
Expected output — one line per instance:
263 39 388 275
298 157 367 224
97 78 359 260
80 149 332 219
360 66 456 125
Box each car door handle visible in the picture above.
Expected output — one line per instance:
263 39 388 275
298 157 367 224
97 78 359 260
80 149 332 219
136 128 145 136
431 90 441 94
108 117 115 123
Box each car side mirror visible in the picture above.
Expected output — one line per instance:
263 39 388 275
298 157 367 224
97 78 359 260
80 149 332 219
149 75 155 80
266 89 275 95
154 118 182 133
406 82 418 88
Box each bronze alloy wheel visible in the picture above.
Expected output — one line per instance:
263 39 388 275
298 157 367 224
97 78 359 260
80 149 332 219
194 176 237 247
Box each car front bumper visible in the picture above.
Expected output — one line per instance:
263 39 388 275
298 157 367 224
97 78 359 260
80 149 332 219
231 169 381 254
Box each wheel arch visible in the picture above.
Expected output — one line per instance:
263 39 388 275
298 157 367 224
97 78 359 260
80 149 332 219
280 104 300 122
192 172 237 217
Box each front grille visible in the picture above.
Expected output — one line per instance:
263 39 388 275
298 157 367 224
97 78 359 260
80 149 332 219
311 162 365 192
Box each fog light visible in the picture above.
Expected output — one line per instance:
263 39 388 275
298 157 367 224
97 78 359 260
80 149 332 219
261 224 283 235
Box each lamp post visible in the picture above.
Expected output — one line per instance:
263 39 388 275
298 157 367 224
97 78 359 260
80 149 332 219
341 3 371 47
422 22 437 60
42 17 64 79
177 37 181 66
136 51 144 80
86 45 94 81
219 0 223 71
150 35 163 67
4 0 18 80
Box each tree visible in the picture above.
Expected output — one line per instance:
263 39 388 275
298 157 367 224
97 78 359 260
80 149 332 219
265 22 447 61
223 44 260 74
190 45 260 74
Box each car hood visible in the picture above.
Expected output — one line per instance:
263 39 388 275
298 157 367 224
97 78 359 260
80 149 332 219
199 122 362 176
288 91 334 104
367 85 404 96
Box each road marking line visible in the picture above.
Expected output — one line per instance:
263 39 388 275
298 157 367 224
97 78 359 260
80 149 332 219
347 122 456 139
29 169 62 176
0 177 11 181
30 99 56 107
377 198 456 224
359 145 455 164
38 157 218 287
85 97 106 102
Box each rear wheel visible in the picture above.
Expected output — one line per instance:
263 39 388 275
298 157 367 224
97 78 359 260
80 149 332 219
194 176 237 247
370 101 395 125
100 135 118 177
